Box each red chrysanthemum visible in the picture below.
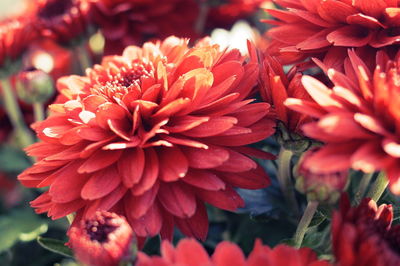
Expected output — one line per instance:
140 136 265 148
0 17 38 69
35 0 91 44
285 49 400 195
68 211 134 266
259 53 313 134
265 0 400 64
332 196 400 266
19 36 275 241
88 0 199 55
137 238 331 266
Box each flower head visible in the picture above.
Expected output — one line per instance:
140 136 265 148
68 211 134 266
19 36 275 240
332 196 400 266
137 238 331 266
36 0 90 44
0 17 38 71
89 0 199 55
285 49 400 195
265 0 400 64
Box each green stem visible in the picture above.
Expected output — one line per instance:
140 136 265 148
293 200 318 248
0 78 34 147
366 172 388 202
354 172 374 204
75 44 92 74
277 148 299 216
33 102 45 122
66 213 75 225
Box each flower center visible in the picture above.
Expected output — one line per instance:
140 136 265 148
85 216 118 243
38 0 73 19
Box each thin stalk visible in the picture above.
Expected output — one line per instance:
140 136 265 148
75 44 92 74
195 0 209 35
0 77 34 147
66 213 75 225
293 200 319 248
366 172 388 202
354 172 374 204
277 148 299 216
33 102 45 122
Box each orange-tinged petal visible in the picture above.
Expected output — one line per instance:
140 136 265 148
81 166 121 200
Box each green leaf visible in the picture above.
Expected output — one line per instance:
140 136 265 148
0 208 48 252
0 144 31 173
37 237 73 258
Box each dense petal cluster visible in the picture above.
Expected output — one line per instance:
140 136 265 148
89 0 199 55
286 49 400 194
18 36 275 240
332 196 400 266
68 211 134 266
265 0 400 64
36 0 90 43
137 238 331 266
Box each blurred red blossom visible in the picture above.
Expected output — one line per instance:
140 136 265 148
137 238 331 266
68 211 134 266
286 49 400 195
18 36 275 241
264 0 400 64
332 196 400 266
88 0 199 55
35 0 91 44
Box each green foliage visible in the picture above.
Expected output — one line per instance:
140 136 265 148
0 144 31 174
0 208 48 253
37 237 73 258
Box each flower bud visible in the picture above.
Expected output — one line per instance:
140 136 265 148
68 211 134 266
16 68 54 104
295 148 349 204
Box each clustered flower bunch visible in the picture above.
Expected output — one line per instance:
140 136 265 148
0 0 399 265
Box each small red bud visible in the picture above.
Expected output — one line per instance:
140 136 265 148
16 68 54 104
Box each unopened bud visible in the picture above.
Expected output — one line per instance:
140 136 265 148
68 211 135 266
295 148 349 204
16 68 54 104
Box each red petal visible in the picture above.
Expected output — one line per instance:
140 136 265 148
212 242 246 266
81 166 121 200
118 148 145 188
175 201 209 241
183 116 237 137
125 184 159 219
196 186 244 211
174 238 210 264
159 182 196 218
182 169 226 191
131 148 159 195
182 145 230 169
159 147 189 182
214 149 257 173
78 149 122 173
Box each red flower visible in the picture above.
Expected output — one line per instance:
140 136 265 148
19 37 275 240
332 196 400 266
88 0 199 55
68 211 134 266
208 0 264 28
265 0 400 64
0 17 38 69
296 148 348 204
259 53 312 134
36 0 91 44
285 49 400 195
137 238 331 266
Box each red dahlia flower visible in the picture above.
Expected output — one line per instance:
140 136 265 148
68 211 134 266
265 0 400 64
137 238 331 266
332 196 400 266
88 0 199 55
19 37 275 240
285 49 400 195
36 0 91 44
